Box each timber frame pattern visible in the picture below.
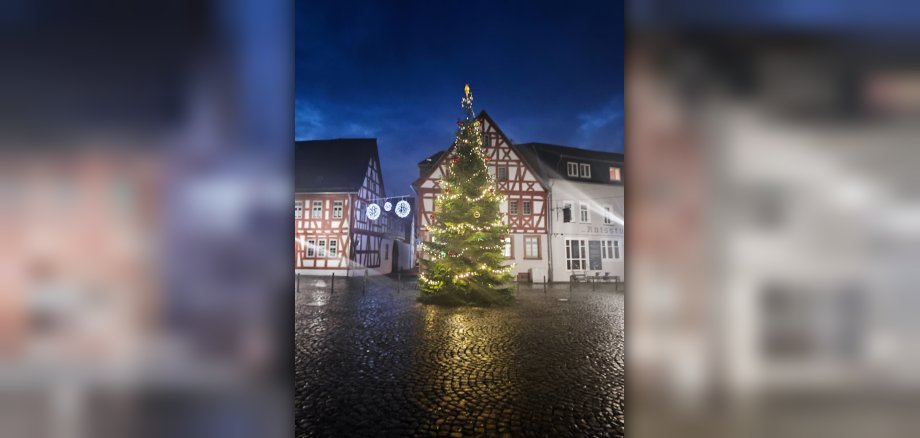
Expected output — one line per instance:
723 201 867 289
413 111 548 256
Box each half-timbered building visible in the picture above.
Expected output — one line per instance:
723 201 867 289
295 139 414 276
412 111 550 281
412 112 625 283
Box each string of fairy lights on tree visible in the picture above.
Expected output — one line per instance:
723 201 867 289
417 84 515 304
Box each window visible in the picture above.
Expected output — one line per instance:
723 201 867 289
384 244 389 260
524 236 540 259
610 167 621 182
579 163 591 178
317 239 326 257
563 202 573 223
509 200 519 215
604 206 612 224
333 201 343 219
565 239 587 270
523 201 532 215
295 200 303 219
328 239 337 257
614 240 620 259
602 240 613 259
307 239 316 257
503 237 512 258
580 203 590 223
567 162 579 177
311 201 322 218
497 166 509 181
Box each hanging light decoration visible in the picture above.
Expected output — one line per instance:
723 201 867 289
395 200 411 218
384 201 392 211
366 203 381 220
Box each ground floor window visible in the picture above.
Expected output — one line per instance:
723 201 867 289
524 235 540 259
307 239 316 257
317 239 326 257
614 240 620 259
385 244 389 260
329 239 337 257
602 240 612 259
503 237 512 258
565 239 586 270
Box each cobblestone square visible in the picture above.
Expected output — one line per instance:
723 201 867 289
295 275 624 437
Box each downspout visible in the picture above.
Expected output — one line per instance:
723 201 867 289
547 179 554 283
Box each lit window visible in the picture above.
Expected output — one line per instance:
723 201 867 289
567 162 578 177
509 200 519 215
503 237 512 258
295 200 303 219
312 201 322 219
604 206 612 224
307 239 315 257
328 239 337 257
579 163 591 178
523 201 532 215
333 201 343 219
524 236 540 259
497 166 509 181
580 204 589 223
609 167 621 181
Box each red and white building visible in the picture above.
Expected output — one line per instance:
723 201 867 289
295 139 414 276
412 111 624 283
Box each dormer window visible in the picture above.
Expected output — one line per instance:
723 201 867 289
579 163 591 178
609 166 621 182
567 162 578 177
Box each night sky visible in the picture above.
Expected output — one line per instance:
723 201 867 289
296 0 624 195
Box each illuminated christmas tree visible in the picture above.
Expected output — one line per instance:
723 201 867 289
419 84 514 305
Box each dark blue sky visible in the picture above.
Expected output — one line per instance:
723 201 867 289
296 0 624 195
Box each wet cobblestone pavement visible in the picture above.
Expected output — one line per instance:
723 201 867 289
295 275 624 437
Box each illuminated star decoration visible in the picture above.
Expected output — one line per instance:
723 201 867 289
395 200 411 218
367 203 381 220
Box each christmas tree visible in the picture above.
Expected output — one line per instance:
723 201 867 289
419 84 515 305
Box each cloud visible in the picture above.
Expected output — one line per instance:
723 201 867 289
575 96 624 149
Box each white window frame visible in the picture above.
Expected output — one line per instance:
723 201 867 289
317 239 326 257
580 203 590 223
567 162 579 177
523 200 532 215
332 201 343 219
614 240 620 259
307 239 316 257
604 206 612 224
565 239 587 270
579 163 591 178
509 200 519 215
311 201 322 219
328 239 337 257
503 237 512 258
295 200 303 219
609 166 621 182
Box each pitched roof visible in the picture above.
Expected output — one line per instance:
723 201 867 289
515 142 624 185
295 138 378 193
